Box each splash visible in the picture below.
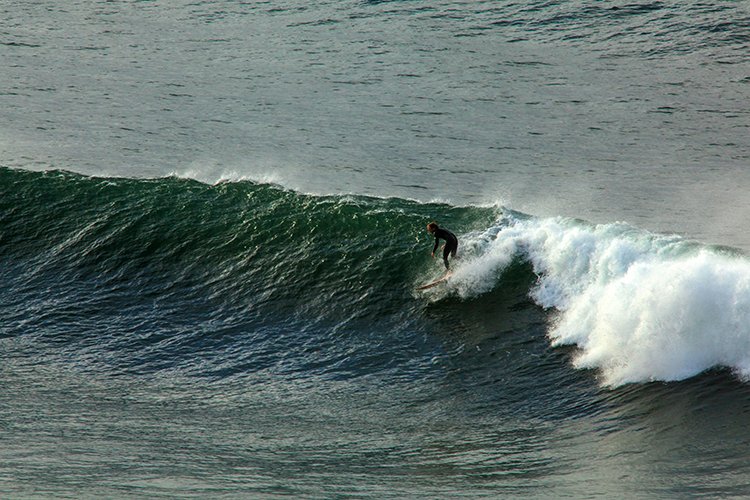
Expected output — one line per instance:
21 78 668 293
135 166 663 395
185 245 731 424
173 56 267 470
448 215 750 386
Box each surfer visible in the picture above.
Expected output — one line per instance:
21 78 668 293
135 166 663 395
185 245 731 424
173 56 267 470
427 222 457 270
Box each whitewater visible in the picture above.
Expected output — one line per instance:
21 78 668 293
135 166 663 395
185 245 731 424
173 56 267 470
442 214 750 386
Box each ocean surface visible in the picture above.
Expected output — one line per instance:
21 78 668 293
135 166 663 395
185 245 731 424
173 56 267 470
2 0 750 497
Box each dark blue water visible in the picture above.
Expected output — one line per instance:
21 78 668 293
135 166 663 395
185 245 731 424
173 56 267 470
2 1 750 497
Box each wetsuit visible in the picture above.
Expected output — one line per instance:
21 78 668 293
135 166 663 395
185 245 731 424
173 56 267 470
432 227 458 270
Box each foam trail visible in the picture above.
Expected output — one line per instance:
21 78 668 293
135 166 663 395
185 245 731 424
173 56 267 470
451 215 750 386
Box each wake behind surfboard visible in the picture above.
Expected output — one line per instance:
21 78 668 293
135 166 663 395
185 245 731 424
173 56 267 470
416 271 452 291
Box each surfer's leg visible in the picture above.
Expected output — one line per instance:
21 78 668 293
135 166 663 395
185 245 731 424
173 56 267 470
443 240 458 269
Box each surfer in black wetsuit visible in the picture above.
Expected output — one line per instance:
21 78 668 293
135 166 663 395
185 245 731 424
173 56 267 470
427 222 458 270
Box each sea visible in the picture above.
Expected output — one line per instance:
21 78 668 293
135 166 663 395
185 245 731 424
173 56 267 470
2 0 750 498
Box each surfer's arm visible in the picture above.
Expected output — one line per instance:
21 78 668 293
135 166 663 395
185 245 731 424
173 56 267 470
432 236 440 256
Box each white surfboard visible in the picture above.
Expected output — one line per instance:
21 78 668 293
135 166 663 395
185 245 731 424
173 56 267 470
416 271 452 291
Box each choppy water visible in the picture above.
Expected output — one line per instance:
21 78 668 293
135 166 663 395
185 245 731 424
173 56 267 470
2 0 750 497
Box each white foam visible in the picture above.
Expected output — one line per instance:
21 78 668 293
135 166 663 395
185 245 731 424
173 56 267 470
448 215 750 386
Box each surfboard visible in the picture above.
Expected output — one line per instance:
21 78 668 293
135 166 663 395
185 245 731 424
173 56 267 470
416 271 452 291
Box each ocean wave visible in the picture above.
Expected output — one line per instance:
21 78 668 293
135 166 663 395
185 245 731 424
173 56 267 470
5 168 750 387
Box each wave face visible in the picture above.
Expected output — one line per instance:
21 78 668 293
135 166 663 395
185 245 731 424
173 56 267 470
0 168 501 380
4 167 750 387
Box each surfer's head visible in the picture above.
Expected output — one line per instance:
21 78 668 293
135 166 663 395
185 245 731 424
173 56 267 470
427 222 438 234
